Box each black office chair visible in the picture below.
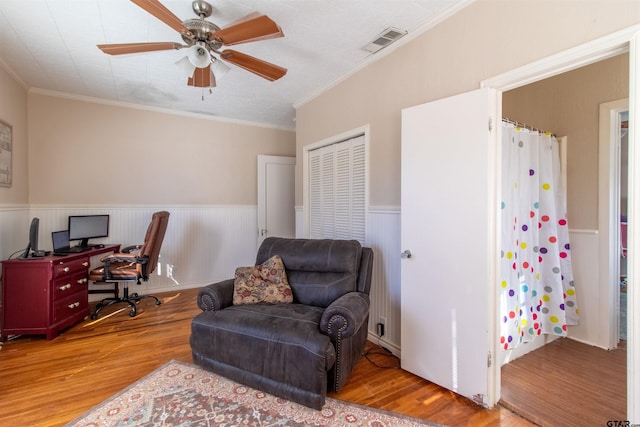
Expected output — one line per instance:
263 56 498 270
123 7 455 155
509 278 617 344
89 211 170 319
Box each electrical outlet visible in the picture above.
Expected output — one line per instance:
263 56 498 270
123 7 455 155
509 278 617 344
377 317 387 337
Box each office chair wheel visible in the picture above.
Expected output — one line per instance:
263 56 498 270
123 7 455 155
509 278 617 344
155 300 161 306
128 310 136 317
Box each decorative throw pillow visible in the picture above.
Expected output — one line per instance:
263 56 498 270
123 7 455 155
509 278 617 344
233 255 293 305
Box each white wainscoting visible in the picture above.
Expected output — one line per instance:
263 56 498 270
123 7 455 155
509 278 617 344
5 204 601 357
366 206 402 355
565 229 604 347
0 206 31 260
1 205 259 300
296 205 403 354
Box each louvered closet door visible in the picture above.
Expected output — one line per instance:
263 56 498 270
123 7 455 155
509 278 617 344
308 135 366 243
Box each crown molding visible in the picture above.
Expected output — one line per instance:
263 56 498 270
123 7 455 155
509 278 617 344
28 87 295 132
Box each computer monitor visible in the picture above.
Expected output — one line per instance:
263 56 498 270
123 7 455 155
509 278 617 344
20 217 40 258
68 214 109 248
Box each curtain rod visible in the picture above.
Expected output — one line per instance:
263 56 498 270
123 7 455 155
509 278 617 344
502 117 556 137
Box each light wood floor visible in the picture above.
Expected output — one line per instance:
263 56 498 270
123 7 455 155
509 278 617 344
0 288 532 427
500 337 627 426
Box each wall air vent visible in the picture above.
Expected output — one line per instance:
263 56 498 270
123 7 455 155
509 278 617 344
362 27 408 53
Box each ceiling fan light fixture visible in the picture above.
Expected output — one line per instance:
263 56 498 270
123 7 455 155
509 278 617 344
211 58 231 80
175 55 196 77
187 43 211 68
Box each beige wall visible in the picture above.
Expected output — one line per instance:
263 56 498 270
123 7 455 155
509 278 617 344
28 94 295 205
0 65 28 205
503 54 629 230
295 0 640 209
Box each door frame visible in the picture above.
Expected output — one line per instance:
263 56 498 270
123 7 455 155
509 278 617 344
257 155 296 247
482 25 640 419
600 98 629 349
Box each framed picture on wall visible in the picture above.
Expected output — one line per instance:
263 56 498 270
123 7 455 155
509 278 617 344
0 119 12 187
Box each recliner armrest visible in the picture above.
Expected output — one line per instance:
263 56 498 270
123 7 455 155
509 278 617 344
197 279 235 311
320 292 370 339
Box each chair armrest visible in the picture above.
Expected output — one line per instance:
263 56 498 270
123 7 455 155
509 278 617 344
100 253 143 264
320 292 370 339
98 253 149 281
197 279 235 311
98 244 141 264
121 245 142 254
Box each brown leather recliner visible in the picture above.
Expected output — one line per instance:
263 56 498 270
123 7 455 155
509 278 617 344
190 237 373 409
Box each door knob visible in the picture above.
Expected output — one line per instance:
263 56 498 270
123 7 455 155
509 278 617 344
401 250 412 259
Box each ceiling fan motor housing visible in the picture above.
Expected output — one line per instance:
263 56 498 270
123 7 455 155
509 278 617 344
182 18 222 50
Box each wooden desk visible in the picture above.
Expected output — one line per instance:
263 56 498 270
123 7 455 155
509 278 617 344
1 244 120 340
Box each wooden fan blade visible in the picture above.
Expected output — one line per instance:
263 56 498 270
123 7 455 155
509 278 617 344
220 49 287 81
213 14 283 45
130 0 192 37
98 42 183 55
188 65 216 88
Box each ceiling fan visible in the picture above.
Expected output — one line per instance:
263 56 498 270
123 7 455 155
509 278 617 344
98 0 287 88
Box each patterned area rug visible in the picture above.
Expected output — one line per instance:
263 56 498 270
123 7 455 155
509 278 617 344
65 360 442 427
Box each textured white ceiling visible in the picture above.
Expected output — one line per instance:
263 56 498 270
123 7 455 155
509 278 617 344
0 0 470 129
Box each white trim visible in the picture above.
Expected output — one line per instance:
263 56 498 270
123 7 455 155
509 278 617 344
628 30 640 423
569 229 599 235
304 124 370 152
366 332 401 358
481 24 640 91
24 204 255 210
0 57 29 90
0 204 30 211
482 25 640 419
599 98 628 350
368 205 401 214
28 88 295 132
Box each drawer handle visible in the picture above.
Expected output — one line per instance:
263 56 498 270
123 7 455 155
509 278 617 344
59 284 72 291
67 302 80 309
63 267 70 273
77 278 87 284
82 262 89 267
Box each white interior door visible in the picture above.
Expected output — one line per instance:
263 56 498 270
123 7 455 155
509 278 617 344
400 88 500 407
257 155 295 247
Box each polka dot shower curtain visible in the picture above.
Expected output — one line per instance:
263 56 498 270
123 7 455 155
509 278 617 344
499 123 579 350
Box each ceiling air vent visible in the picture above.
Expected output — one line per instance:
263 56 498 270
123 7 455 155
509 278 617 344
362 27 408 53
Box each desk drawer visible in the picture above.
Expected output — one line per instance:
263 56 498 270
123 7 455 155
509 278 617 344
53 293 88 323
53 258 90 278
53 271 88 300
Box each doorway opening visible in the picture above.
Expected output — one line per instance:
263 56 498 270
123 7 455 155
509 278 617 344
495 53 630 424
